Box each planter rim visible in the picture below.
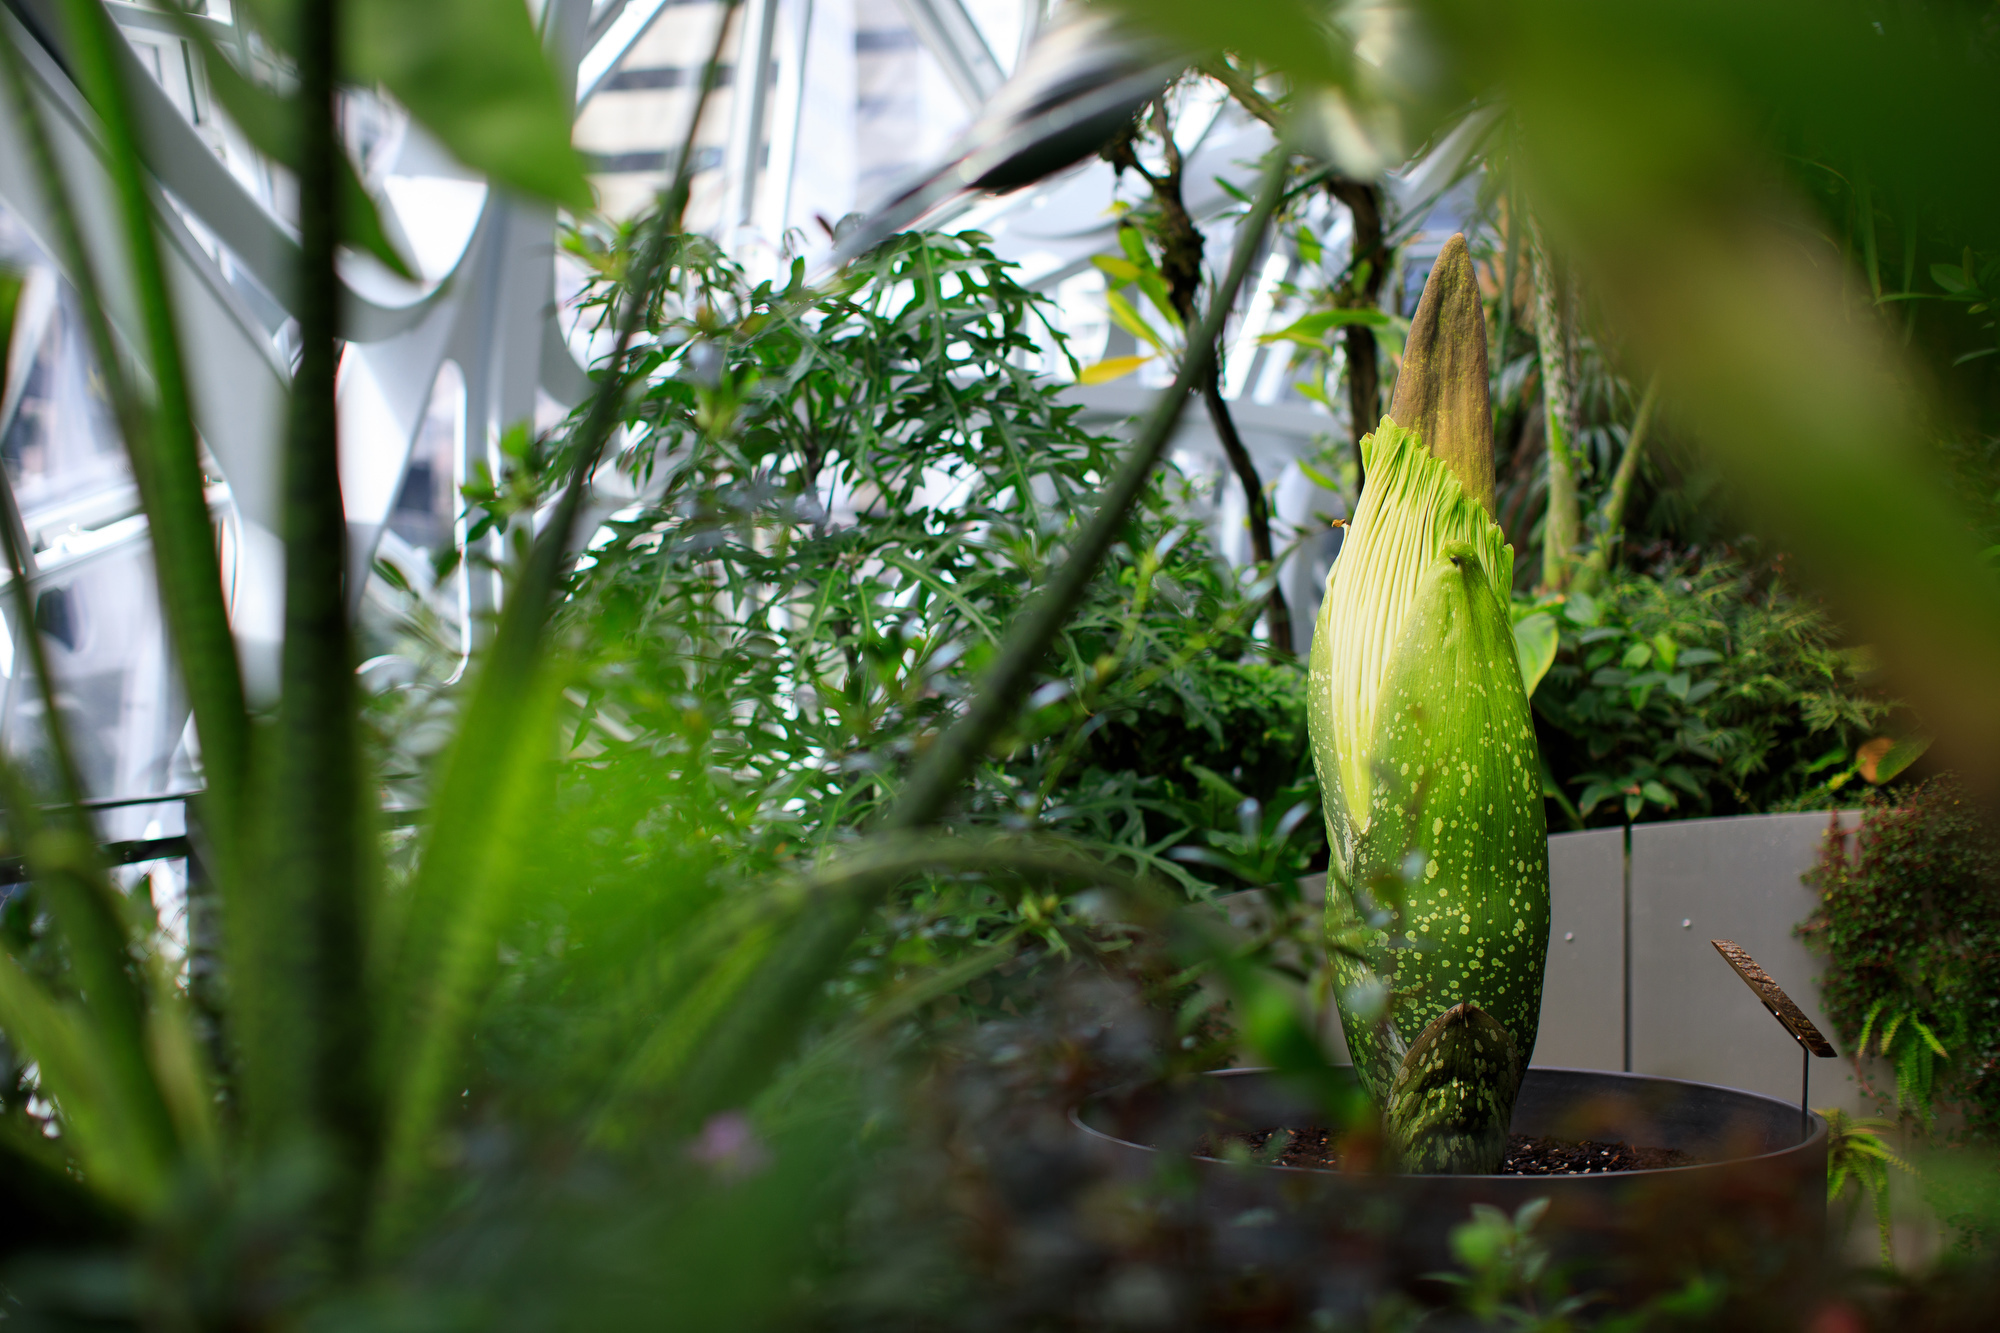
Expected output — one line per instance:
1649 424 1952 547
1071 1064 1829 1181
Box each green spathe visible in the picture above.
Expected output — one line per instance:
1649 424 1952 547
1309 419 1549 1174
1310 419 1512 861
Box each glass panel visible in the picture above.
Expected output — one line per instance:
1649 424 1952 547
849 0 971 213
575 0 738 222
0 206 200 809
962 0 1030 75
369 361 470 665
9 535 193 805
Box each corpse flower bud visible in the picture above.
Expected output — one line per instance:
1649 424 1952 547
1307 236 1550 1175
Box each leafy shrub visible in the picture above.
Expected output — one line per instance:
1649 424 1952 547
1530 557 1890 825
544 227 1319 911
1799 778 2000 1137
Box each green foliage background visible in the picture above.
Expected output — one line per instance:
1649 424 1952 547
1529 560 1890 826
1801 780 2000 1139
536 226 1323 917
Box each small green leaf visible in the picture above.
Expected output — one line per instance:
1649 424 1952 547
1576 781 1621 815
1136 272 1183 329
1259 308 1391 347
1931 262 1974 295
1077 354 1153 385
1860 734 1933 784
1104 290 1164 351
237 0 595 210
1118 227 1151 268
1298 459 1341 490
165 15 418 278
1621 642 1654 670
1511 611 1558 697
1091 255 1142 283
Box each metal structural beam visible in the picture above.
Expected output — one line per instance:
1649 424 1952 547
720 0 780 229
576 0 686 106
892 0 1003 109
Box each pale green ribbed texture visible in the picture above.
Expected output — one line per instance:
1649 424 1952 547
1309 419 1512 865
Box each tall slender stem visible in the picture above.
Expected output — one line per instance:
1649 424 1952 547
49 0 250 853
1105 101 1292 654
272 0 373 1249
1588 373 1660 579
369 1 746 1251
1529 216 1579 591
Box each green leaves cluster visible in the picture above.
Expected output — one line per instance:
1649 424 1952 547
1822 1109 1915 1268
1800 778 2000 1139
232 0 591 209
1530 560 1892 825
549 225 1319 920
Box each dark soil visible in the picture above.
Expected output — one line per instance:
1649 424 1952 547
1195 1128 1694 1175
1501 1135 1694 1174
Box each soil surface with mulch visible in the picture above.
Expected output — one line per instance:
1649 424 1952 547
1196 1128 1694 1175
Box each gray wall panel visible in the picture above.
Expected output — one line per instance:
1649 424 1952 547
1629 811 1866 1112
1534 827 1626 1070
1251 815 1884 1115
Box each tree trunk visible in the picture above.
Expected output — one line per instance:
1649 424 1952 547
1204 365 1294 655
1328 179 1388 484
1106 101 1292 654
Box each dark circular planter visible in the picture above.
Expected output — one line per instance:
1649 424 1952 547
1073 1067 1827 1300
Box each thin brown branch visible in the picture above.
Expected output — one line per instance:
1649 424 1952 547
1202 56 1283 130
1204 366 1294 655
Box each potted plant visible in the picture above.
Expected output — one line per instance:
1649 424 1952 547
1073 238 1828 1294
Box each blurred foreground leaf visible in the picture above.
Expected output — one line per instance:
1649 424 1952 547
239 0 593 210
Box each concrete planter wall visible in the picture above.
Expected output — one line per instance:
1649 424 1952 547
1300 810 1874 1113
1540 810 1868 1113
